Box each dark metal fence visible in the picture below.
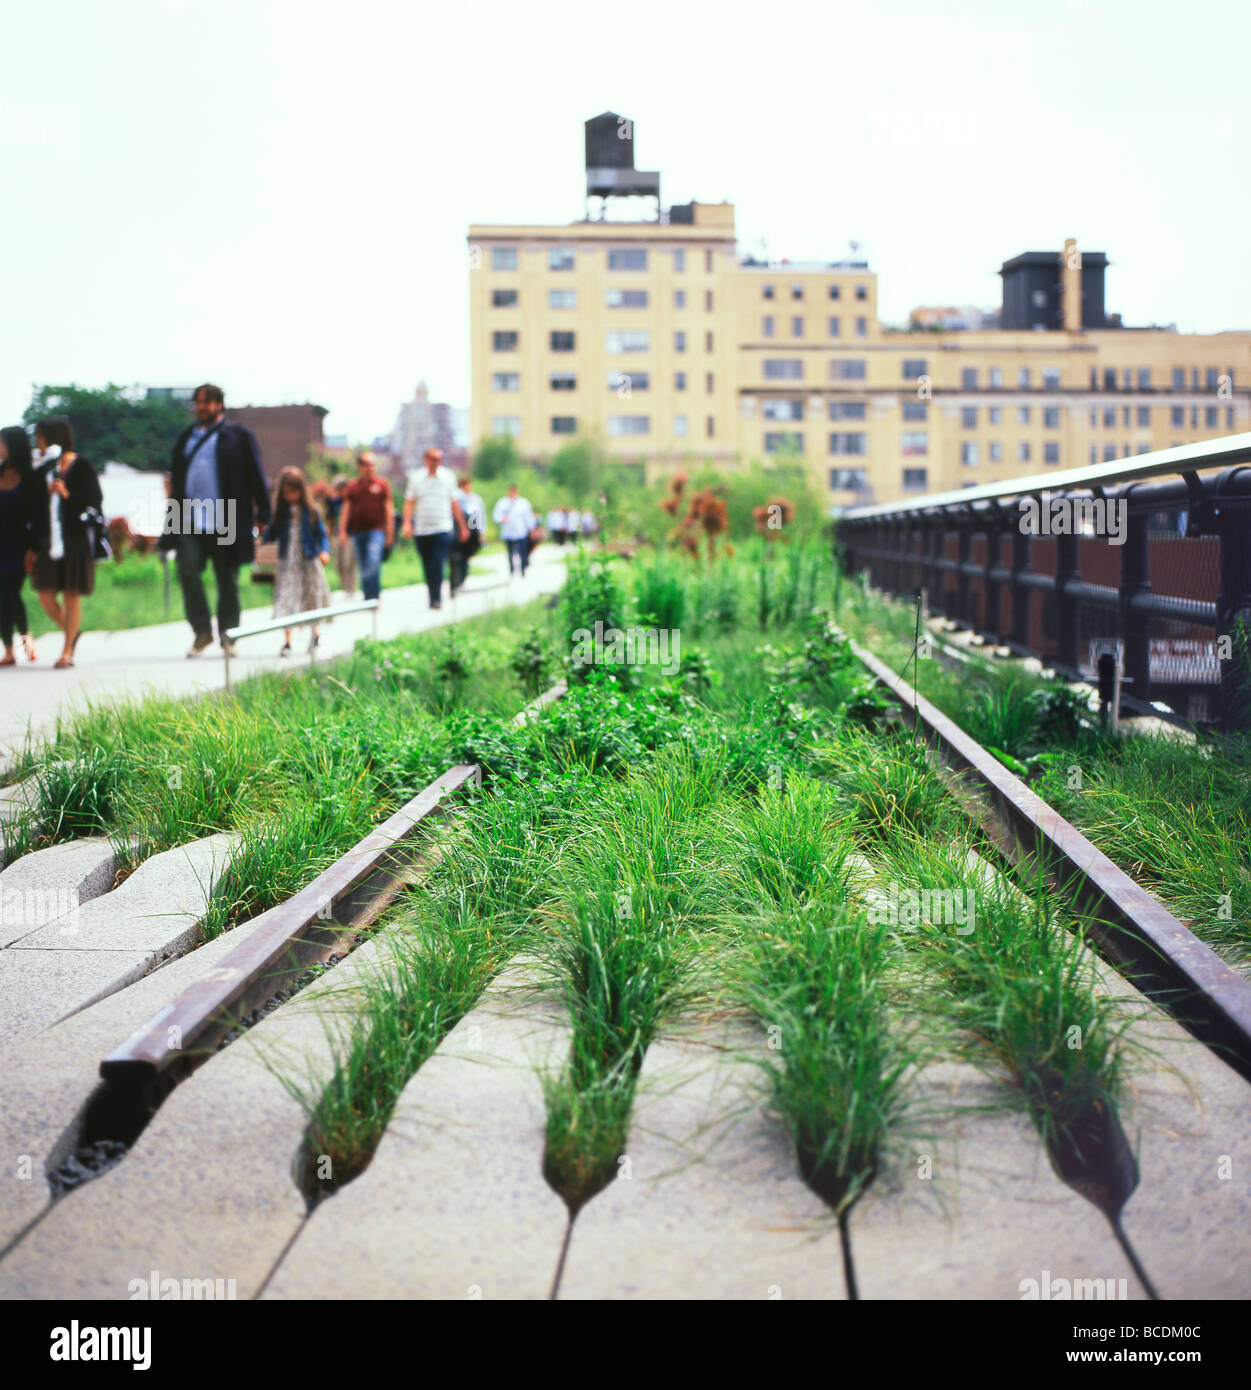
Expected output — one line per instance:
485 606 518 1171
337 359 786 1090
836 436 1251 730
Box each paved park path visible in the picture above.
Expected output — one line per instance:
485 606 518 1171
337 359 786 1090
0 545 567 759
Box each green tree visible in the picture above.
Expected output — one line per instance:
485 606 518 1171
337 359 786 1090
471 434 521 481
23 384 190 471
548 439 595 501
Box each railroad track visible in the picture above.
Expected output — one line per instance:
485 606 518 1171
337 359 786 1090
0 653 1247 1302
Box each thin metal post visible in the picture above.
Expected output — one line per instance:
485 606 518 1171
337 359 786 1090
984 512 1002 639
1056 528 1080 670
1120 488 1151 701
1011 524 1031 648
956 524 972 627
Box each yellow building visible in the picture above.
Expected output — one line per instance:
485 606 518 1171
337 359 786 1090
468 120 1251 506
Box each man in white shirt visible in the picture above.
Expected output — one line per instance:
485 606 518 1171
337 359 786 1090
546 507 568 546
492 484 538 576
401 448 468 609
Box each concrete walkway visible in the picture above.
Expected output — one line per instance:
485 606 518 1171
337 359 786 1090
0 546 566 758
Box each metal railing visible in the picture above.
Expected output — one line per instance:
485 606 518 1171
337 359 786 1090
223 599 379 690
835 434 1251 730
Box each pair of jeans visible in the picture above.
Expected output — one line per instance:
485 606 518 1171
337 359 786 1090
0 572 28 648
505 537 530 576
177 531 241 641
414 530 452 605
352 528 386 602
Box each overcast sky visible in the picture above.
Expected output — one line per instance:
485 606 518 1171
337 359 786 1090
3 0 1246 444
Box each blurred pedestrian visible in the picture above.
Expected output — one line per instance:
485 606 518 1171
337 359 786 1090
493 483 537 577
401 447 468 611
546 505 568 546
450 474 485 595
0 426 37 665
567 502 583 543
28 416 102 669
339 451 394 603
325 476 358 596
266 467 331 655
168 383 271 658
581 507 599 544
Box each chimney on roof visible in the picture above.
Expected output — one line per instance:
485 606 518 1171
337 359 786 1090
1061 238 1082 333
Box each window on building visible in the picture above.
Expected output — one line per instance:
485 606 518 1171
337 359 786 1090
1121 406 1130 427
1104 368 1117 389
791 283 804 300
765 359 804 380
607 416 650 436
829 401 868 420
902 401 927 422
1018 367 1031 388
1090 444 1098 464
1044 442 1060 464
706 331 714 352
1089 408 1097 428
1137 443 1151 454
989 406 1002 425
705 372 715 393
705 250 713 273
763 316 775 337
856 284 868 300
551 416 577 434
1103 407 1116 428
675 330 687 353
607 248 647 270
491 415 520 435
828 316 841 336
989 441 1002 462
675 371 687 391
705 290 714 311
1019 406 1031 424
1228 407 1235 429
961 407 977 428
855 317 868 337
903 359 927 379
491 288 518 308
550 372 576 391
901 432 928 456
1171 406 1185 427
763 284 774 300
1191 406 1199 427
492 330 519 351
606 330 649 353
1044 407 1060 428
1019 441 1031 462
706 415 715 437
1172 367 1185 388
828 284 841 300
962 367 978 389
961 441 979 466
1137 406 1150 426
548 249 575 271
902 467 928 491
1123 368 1132 390
989 366 1003 389
764 399 805 421
1205 367 1219 389
1137 367 1151 389
492 372 520 391
606 289 648 308
1043 367 1061 389
830 359 867 380
1206 406 1219 428
674 250 686 271
674 289 686 309
791 316 804 336
829 432 867 455
606 371 649 392
1104 444 1117 461
830 467 868 490
764 432 804 454
491 248 517 270
550 331 576 352
548 289 576 309
674 415 688 436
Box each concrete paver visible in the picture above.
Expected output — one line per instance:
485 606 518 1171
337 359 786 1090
0 837 118 947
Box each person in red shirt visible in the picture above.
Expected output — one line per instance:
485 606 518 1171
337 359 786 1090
338 451 395 602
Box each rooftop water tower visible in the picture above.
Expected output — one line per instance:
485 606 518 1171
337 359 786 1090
585 111 661 221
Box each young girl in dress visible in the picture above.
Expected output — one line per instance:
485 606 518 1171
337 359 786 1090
265 467 331 656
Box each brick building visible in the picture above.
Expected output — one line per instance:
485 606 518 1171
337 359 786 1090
225 403 328 484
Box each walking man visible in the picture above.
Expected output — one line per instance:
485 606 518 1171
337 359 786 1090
493 483 538 577
449 474 485 595
338 451 394 603
401 447 468 610
325 476 359 596
168 383 270 657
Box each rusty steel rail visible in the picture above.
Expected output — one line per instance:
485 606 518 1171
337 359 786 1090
98 679 571 1099
851 638 1251 1083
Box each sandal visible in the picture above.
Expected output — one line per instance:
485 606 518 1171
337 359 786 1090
54 656 74 669
21 635 37 662
0 653 15 667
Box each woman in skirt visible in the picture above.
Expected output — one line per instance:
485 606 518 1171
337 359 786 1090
265 467 331 655
28 416 102 669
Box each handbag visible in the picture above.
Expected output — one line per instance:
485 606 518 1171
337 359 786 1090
81 506 112 561
528 525 543 548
